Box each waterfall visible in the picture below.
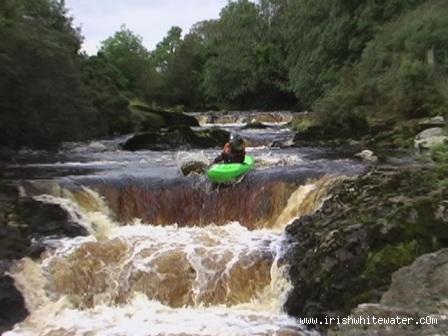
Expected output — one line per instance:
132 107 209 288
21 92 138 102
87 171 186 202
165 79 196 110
5 173 338 336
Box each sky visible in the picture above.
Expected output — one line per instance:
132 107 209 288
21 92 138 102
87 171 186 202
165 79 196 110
65 0 229 55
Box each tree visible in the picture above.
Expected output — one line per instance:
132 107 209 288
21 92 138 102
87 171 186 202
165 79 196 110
0 0 95 149
100 25 159 99
285 0 427 107
81 53 133 136
202 0 295 109
148 26 207 108
151 26 183 74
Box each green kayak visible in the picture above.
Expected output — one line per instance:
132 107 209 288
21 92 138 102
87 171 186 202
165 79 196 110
207 155 255 183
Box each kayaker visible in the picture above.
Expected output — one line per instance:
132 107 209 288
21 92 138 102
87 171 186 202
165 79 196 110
212 133 246 164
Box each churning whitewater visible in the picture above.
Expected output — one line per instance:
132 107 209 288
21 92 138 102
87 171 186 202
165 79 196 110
4 178 332 336
3 113 364 335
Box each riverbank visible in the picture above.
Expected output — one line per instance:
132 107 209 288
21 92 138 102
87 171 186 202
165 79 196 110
285 162 448 333
285 113 448 334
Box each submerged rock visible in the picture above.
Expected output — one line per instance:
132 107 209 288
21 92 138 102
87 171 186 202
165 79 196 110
284 165 448 328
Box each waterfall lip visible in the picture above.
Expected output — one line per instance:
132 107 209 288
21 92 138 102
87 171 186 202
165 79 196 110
4 142 365 183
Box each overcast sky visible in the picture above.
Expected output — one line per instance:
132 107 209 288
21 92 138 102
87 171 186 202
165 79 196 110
65 0 229 55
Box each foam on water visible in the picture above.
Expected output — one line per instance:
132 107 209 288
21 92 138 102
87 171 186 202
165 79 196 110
5 220 314 336
5 294 317 336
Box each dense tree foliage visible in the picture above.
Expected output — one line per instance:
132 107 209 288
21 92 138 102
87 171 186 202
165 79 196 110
81 54 133 136
1 0 446 149
99 26 159 100
150 27 206 108
285 0 427 107
0 0 94 148
315 0 448 133
202 0 295 109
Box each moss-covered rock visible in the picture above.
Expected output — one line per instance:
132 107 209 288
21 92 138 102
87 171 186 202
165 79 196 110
130 110 166 132
130 104 199 128
194 128 230 147
330 249 448 335
293 115 448 150
121 126 230 151
284 164 448 327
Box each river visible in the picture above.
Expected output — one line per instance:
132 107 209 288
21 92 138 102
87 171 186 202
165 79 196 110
3 112 365 336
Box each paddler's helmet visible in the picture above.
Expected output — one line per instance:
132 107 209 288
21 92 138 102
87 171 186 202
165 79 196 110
229 133 244 151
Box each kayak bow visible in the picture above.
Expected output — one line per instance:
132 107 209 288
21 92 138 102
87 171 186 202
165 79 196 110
206 155 254 183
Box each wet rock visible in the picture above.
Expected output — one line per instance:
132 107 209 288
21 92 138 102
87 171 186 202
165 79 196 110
354 150 378 163
131 104 199 128
0 146 13 163
242 121 268 129
121 131 180 151
122 127 229 151
330 249 448 335
414 127 448 150
0 185 88 332
194 128 230 147
0 273 28 334
419 116 446 128
154 111 199 127
285 165 448 328
180 161 208 176
191 111 293 125
17 198 88 239
270 139 294 148
0 184 29 261
0 226 29 260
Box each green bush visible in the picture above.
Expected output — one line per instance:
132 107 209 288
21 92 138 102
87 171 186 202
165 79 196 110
314 88 370 137
431 143 448 164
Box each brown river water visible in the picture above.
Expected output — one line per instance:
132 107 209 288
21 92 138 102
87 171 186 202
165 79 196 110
4 112 365 336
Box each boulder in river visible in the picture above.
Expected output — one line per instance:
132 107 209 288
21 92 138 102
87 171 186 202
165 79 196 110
122 126 230 151
17 197 89 239
131 104 199 128
242 121 268 129
414 127 448 150
180 161 209 176
354 150 378 163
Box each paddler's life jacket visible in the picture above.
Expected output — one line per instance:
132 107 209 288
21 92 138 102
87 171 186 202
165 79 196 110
213 142 246 164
